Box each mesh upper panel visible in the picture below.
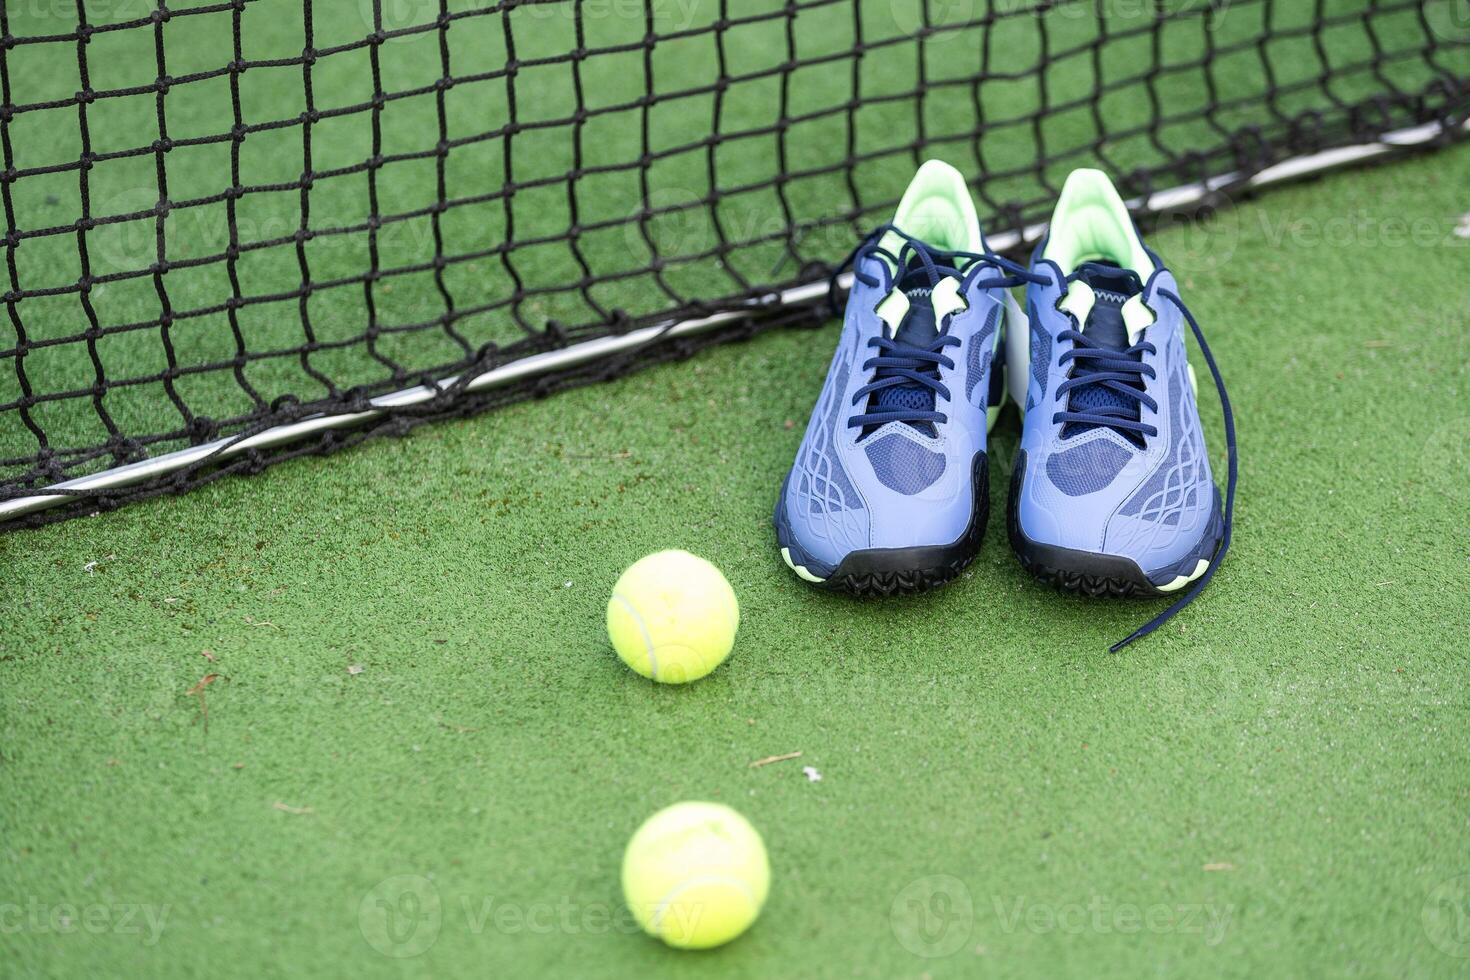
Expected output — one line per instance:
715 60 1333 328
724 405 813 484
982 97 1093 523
863 433 946 495
1045 438 1132 496
1029 311 1052 396
965 306 999 404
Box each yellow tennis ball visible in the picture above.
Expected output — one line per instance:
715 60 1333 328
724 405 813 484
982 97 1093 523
606 550 739 684
622 801 770 950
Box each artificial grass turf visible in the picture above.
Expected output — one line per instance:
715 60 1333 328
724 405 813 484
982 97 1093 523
5 0 1467 484
4 142 1470 978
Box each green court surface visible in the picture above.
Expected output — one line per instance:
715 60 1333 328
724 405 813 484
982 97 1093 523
4 141 1470 977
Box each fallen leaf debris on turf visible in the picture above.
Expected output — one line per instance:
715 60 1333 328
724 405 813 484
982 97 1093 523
184 674 223 734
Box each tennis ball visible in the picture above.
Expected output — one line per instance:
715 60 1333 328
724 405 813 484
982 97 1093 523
606 550 739 684
622 801 770 949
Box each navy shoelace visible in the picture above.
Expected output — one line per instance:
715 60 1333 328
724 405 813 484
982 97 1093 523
828 224 1042 432
1053 344 1158 440
829 229 1235 652
1107 288 1237 653
1052 267 1155 444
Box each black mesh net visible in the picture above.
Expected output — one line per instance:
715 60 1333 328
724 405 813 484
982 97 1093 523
2 0 1467 527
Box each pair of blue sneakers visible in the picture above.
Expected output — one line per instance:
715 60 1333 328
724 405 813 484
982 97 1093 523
774 161 1236 651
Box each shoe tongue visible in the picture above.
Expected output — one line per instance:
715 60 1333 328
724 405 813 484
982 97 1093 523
1064 262 1147 444
1074 262 1143 350
867 255 957 436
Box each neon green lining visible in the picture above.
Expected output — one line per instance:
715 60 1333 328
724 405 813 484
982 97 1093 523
879 159 982 260
1042 169 1154 276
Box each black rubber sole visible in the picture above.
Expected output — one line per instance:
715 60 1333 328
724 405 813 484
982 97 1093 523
1006 450 1213 599
778 453 990 597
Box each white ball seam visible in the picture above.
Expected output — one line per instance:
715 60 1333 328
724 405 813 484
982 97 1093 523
610 591 659 680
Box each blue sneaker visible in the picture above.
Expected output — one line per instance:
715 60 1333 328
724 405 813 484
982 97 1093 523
1006 169 1237 650
774 160 1036 595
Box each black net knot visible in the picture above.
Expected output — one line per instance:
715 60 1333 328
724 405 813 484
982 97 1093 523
33 447 64 483
608 309 633 335
343 386 374 413
1229 126 1270 173
797 259 830 282
186 416 218 444
1286 110 1326 156
150 7 172 25
1121 168 1154 203
106 435 147 466
1348 96 1395 143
